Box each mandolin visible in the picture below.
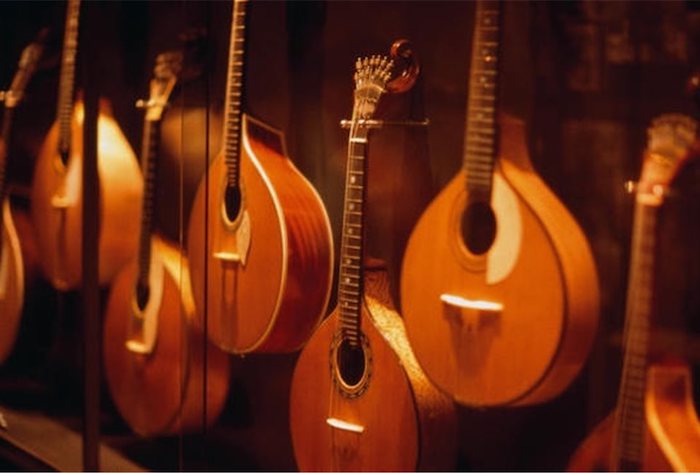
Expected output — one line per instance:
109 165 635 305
103 53 230 436
30 0 142 291
0 33 45 364
289 45 456 471
568 114 700 472
400 0 600 406
187 0 333 354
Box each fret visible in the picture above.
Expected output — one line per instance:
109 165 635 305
472 85 497 94
468 94 496 102
612 201 660 467
222 0 248 187
466 175 495 185
466 146 495 158
465 164 494 173
344 215 362 225
340 268 360 277
469 109 496 118
465 164 495 174
135 113 163 290
337 55 395 345
56 0 81 164
342 250 361 260
468 105 496 113
340 307 360 317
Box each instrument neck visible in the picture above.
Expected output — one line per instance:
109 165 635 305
57 0 81 166
337 124 370 347
1 34 44 200
462 0 501 202
223 0 248 189
135 117 162 292
0 108 12 201
613 200 658 471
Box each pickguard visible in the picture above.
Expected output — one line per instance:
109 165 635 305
486 172 522 284
126 249 165 355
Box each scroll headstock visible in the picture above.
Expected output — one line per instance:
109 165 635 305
638 114 697 204
353 55 394 120
138 51 182 122
352 39 420 121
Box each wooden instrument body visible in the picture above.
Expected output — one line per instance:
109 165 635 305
30 101 143 290
401 115 599 406
568 364 700 471
187 114 332 354
103 236 230 436
0 199 25 364
290 269 456 471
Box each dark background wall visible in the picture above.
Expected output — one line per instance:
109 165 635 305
1 0 700 470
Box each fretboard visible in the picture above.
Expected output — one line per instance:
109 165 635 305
135 117 161 292
337 126 370 346
0 108 13 202
613 200 658 470
223 0 248 188
463 0 501 200
57 0 81 166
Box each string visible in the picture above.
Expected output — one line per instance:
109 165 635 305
612 202 656 469
328 79 367 471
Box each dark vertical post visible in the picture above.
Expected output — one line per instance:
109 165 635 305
81 0 100 470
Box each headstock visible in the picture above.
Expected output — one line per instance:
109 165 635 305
0 28 47 109
353 55 394 120
351 40 419 121
638 113 697 204
138 51 182 122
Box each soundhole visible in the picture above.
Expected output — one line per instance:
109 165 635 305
331 333 371 398
224 184 242 223
135 281 150 312
461 200 497 255
337 339 365 386
59 150 70 168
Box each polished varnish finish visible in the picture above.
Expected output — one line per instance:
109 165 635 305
187 0 332 354
290 52 455 471
30 0 142 291
0 33 44 363
290 268 456 471
569 115 700 471
31 101 142 290
569 365 700 472
103 237 230 436
400 0 599 406
103 53 229 436
0 186 23 364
